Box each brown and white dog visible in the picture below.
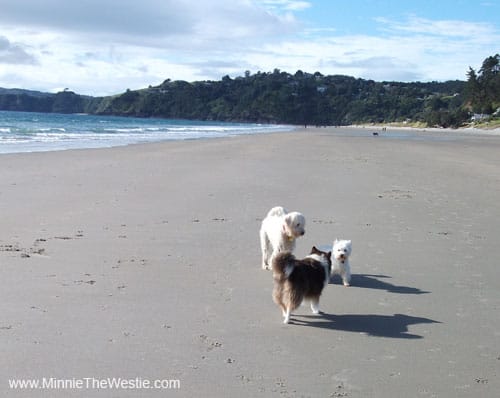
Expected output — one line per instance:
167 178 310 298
259 206 306 270
272 246 332 324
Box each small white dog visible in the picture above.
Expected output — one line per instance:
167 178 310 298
259 206 306 270
331 239 352 286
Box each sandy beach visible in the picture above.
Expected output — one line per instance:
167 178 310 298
1 127 499 397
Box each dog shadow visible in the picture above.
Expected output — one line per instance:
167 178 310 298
291 313 440 339
330 274 429 295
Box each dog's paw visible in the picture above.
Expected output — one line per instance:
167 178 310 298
311 302 320 314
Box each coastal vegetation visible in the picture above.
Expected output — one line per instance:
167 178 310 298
1 54 498 128
465 54 500 117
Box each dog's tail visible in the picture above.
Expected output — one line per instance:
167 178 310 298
266 206 287 218
272 251 296 280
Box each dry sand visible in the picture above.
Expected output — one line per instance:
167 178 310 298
1 127 499 397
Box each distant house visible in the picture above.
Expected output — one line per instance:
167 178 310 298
471 113 490 121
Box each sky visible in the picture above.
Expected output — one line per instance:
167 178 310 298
0 0 498 96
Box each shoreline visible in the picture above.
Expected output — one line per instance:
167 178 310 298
1 123 500 156
346 123 500 135
1 129 499 396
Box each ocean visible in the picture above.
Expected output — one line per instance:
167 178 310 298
0 111 293 154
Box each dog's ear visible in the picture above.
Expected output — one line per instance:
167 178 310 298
282 222 288 234
311 246 320 254
327 251 332 260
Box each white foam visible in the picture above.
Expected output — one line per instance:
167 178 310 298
0 111 294 154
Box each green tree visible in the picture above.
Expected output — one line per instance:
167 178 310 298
466 54 500 114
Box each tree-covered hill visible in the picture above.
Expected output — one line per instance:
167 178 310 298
1 54 498 128
86 72 468 127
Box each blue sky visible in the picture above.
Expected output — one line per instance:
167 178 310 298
298 0 500 34
0 0 498 95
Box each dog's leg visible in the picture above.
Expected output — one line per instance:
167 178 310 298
274 292 287 317
260 229 270 269
269 249 280 272
342 267 351 286
310 298 320 314
279 302 287 317
270 235 289 270
283 306 291 324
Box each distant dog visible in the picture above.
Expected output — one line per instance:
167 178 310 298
331 239 352 286
259 206 306 270
272 247 332 324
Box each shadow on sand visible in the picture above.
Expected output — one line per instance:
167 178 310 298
330 274 429 295
291 313 440 339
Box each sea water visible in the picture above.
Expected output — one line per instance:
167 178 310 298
0 111 293 154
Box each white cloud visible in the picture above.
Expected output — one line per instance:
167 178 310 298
238 15 499 83
0 0 297 48
0 0 302 94
0 36 37 64
256 0 312 12
0 0 191 40
375 15 495 39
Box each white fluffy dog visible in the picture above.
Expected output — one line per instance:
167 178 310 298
259 206 306 270
331 239 352 286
